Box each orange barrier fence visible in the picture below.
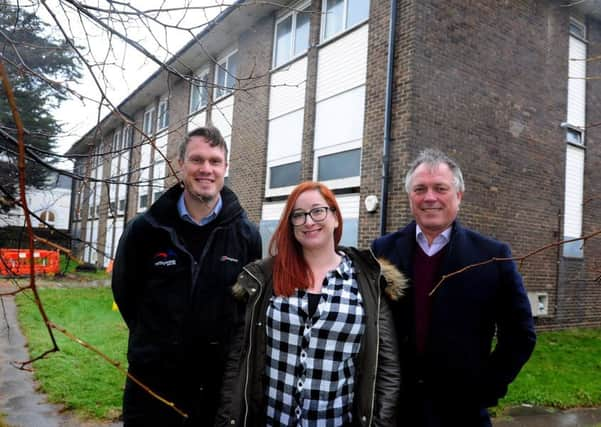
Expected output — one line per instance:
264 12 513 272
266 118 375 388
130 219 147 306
0 249 60 276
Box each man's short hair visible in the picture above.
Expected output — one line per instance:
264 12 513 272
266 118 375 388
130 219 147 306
178 126 228 161
404 148 465 193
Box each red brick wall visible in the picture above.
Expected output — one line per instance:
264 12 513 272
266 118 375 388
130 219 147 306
229 14 274 224
361 0 601 329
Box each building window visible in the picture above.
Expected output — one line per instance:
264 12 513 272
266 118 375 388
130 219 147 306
566 128 583 146
270 161 301 188
112 130 122 153
313 83 365 189
215 50 238 99
39 210 55 226
190 69 209 113
123 126 133 148
273 3 311 67
152 160 166 203
562 18 586 259
139 194 148 210
143 108 155 135
317 148 361 181
569 18 586 40
118 198 126 213
322 0 370 41
157 99 169 130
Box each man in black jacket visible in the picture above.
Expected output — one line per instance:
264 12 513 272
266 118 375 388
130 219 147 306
112 126 262 426
372 149 536 427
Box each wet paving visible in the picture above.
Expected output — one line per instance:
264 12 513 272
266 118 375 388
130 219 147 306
494 405 601 427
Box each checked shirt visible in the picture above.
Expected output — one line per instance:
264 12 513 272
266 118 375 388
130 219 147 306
265 254 366 427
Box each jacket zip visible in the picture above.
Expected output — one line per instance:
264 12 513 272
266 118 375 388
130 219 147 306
192 226 223 295
366 249 381 426
240 266 263 427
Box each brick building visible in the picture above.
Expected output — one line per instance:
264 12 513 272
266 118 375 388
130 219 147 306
66 0 601 330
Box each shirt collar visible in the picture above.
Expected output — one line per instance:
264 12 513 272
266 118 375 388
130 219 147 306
334 254 352 280
415 224 452 247
177 193 222 226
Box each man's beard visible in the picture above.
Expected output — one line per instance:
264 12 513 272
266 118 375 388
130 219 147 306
185 181 217 205
191 191 215 204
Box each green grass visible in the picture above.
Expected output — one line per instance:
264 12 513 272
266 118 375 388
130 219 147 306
495 327 601 415
15 287 127 420
57 254 111 280
72 269 111 281
58 254 79 275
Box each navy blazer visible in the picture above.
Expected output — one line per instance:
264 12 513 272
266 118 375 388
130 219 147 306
372 220 536 408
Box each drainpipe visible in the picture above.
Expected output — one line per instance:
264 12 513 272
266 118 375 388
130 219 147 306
379 0 398 236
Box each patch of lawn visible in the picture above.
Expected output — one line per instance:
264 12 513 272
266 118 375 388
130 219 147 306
58 254 79 275
495 328 601 414
72 269 111 281
15 287 127 420
60 254 111 280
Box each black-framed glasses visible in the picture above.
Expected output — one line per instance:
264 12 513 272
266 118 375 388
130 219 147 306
290 206 335 226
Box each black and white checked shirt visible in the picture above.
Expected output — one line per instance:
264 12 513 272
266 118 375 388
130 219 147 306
265 254 366 426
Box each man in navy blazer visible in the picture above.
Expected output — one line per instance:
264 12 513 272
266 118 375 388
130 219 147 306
372 148 536 427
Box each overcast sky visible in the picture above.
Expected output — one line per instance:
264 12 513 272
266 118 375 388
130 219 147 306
39 0 225 156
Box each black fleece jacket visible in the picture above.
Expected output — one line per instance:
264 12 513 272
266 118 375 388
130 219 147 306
112 184 262 374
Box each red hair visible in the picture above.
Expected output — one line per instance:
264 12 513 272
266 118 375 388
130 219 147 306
269 181 343 297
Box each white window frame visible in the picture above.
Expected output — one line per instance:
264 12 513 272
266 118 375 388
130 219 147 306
157 98 169 131
143 107 155 135
321 0 370 42
112 129 121 154
562 17 587 259
214 49 238 100
190 67 210 113
569 17 586 40
266 155 303 197
313 140 362 189
138 192 149 212
123 125 133 148
564 125 584 147
273 1 311 68
152 160 166 202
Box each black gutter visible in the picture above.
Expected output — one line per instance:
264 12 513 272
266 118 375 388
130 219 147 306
379 0 398 236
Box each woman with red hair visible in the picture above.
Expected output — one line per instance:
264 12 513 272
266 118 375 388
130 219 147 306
217 181 406 426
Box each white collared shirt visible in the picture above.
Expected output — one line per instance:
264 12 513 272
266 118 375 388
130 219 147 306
416 225 451 256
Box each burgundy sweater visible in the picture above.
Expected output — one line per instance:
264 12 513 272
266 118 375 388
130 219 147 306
413 244 447 354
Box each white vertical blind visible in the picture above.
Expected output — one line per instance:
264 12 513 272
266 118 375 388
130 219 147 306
316 24 368 102
567 36 586 128
269 57 308 119
267 109 304 162
563 145 584 238
314 85 365 150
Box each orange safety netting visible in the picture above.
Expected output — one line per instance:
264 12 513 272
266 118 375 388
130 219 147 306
0 249 60 276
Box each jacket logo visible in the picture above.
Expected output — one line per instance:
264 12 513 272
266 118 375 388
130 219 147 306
153 249 177 267
220 255 239 263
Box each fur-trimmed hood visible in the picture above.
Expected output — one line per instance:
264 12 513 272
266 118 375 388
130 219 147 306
232 251 407 302
379 257 408 301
